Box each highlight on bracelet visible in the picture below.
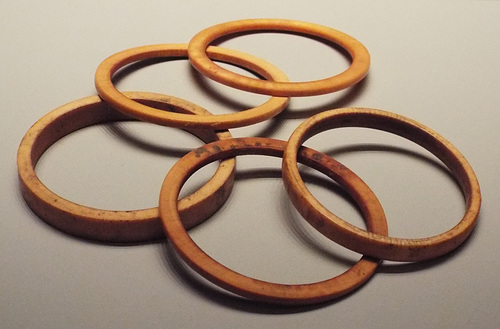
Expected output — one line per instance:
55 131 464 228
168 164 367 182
17 18 481 305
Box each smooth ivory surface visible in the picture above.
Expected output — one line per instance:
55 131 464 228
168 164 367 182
2 1 499 328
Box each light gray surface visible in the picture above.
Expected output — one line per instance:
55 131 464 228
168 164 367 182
2 1 499 328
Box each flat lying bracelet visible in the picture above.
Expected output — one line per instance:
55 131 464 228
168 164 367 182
95 44 289 129
159 137 387 305
282 108 481 262
188 19 370 97
17 92 235 243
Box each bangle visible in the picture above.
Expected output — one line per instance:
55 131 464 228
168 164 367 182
159 137 387 305
95 44 289 129
17 92 235 243
188 19 370 97
282 108 481 262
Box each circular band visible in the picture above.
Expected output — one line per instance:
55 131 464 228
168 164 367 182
17 92 236 243
188 19 370 97
95 44 289 129
282 108 481 262
159 137 388 305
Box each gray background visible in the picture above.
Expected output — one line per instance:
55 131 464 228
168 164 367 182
2 1 499 328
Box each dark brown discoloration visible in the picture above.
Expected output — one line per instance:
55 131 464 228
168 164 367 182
194 147 210 158
312 152 323 162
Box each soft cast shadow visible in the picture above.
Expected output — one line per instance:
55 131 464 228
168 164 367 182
104 121 195 157
282 76 369 120
111 57 182 86
238 168 364 267
322 143 462 196
161 242 343 314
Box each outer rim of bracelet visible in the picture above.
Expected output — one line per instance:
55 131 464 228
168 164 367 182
282 107 481 262
188 18 370 97
159 137 388 305
95 44 290 129
16 92 236 242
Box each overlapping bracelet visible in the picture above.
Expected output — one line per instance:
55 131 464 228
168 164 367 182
17 18 481 305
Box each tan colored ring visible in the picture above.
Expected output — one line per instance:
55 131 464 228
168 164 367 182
188 19 370 97
95 44 289 129
159 137 388 305
17 92 236 243
282 108 481 262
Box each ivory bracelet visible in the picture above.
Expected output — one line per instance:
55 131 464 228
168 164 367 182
159 137 388 305
188 19 370 97
282 108 481 262
95 44 289 129
17 92 235 242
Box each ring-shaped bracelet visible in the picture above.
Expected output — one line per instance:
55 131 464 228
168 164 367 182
282 108 481 262
188 19 370 97
95 44 289 129
159 137 388 305
17 92 236 243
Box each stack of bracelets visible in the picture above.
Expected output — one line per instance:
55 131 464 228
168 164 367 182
17 19 481 305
